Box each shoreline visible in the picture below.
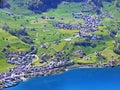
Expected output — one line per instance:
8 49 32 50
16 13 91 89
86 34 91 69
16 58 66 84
1 64 119 90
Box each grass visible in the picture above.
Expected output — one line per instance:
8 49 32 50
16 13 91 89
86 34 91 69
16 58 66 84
0 29 29 72
59 30 80 34
0 52 15 72
0 29 29 51
0 59 15 72
52 40 66 51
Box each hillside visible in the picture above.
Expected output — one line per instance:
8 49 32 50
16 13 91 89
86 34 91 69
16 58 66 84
1 0 117 14
0 29 29 72
0 0 120 73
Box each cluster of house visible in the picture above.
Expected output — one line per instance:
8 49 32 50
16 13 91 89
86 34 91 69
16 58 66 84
40 50 73 65
75 32 103 40
0 50 74 89
72 13 99 30
50 51 73 66
72 11 112 31
75 50 85 58
4 51 35 65
54 22 82 30
54 12 112 33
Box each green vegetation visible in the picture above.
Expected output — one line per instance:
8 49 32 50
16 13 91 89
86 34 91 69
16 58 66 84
0 29 29 72
0 0 120 73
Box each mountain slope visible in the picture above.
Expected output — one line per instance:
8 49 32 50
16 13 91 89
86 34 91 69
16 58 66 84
0 0 10 8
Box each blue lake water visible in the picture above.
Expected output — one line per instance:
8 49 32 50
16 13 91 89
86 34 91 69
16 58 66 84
5 67 120 90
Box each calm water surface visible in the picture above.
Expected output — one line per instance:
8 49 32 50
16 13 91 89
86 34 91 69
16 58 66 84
5 67 120 90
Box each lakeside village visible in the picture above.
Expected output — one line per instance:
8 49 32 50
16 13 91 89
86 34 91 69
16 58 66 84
0 11 117 89
0 49 74 89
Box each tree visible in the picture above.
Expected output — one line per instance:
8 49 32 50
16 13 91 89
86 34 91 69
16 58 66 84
91 42 96 48
113 38 120 55
0 0 10 8
110 30 117 39
2 23 10 31
6 44 10 48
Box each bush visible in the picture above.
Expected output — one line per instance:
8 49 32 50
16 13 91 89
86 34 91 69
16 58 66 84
21 37 34 44
113 48 120 55
74 41 91 47
9 29 28 36
2 24 10 31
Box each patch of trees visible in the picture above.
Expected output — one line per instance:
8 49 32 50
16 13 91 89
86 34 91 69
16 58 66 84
9 29 28 37
74 39 97 48
92 0 103 8
21 37 34 44
27 0 110 14
2 48 7 53
74 41 91 47
27 0 62 13
113 39 120 55
2 23 34 45
109 30 117 38
114 48 120 55
2 23 10 31
0 0 10 8
29 46 38 54
115 0 120 8
17 2 25 7
2 24 28 37
9 30 34 44
6 44 10 48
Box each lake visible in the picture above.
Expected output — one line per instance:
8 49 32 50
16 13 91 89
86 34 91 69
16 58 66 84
5 67 120 90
